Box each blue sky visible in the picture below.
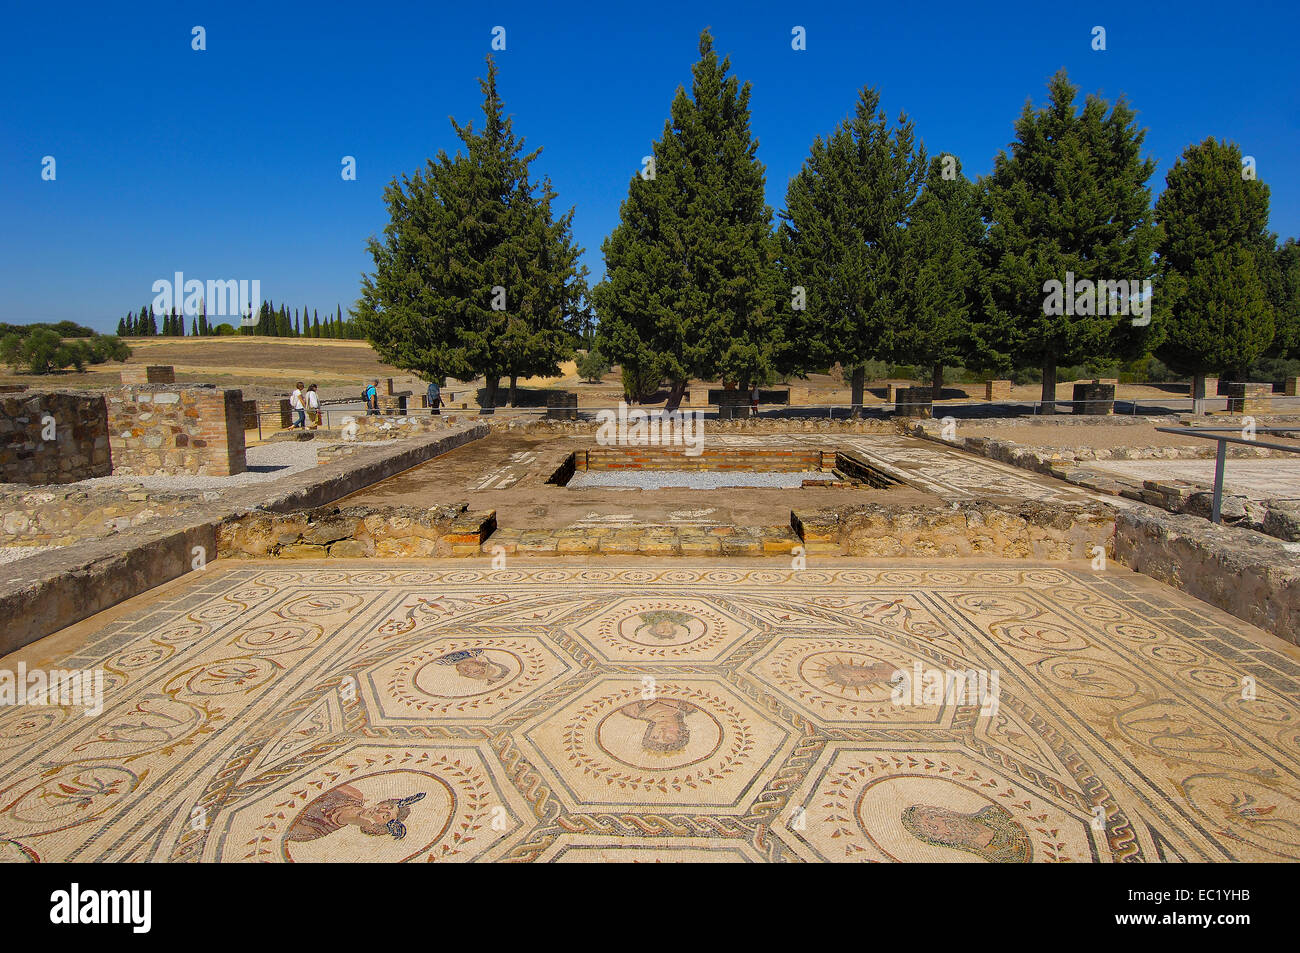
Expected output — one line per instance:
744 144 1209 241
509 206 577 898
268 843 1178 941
2 0 1297 331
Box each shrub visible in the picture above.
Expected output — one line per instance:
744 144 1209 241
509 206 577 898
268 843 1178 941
621 360 663 402
1 329 130 374
576 348 612 383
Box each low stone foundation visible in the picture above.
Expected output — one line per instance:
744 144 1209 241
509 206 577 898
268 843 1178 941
218 505 496 559
0 391 111 484
1114 507 1300 645
0 484 211 546
793 500 1114 560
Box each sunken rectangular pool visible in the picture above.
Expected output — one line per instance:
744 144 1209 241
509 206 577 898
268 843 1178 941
549 447 903 491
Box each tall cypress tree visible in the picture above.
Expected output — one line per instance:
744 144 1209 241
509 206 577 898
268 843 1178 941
1155 138 1275 410
779 86 927 410
358 57 587 407
979 70 1158 411
1268 238 1300 360
596 30 780 410
903 154 985 397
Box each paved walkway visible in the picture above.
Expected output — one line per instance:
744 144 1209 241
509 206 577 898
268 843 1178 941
1091 459 1300 500
2 561 1297 862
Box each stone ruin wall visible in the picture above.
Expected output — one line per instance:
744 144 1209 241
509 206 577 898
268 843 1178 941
107 385 247 476
0 391 111 485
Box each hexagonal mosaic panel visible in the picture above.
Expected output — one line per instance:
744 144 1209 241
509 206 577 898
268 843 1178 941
566 595 762 663
517 675 794 813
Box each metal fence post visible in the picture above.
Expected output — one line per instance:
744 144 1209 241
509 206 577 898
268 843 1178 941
1211 438 1227 524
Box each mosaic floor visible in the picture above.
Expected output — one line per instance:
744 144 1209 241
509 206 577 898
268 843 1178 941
706 434 1107 505
1091 459 1300 499
2 563 1298 862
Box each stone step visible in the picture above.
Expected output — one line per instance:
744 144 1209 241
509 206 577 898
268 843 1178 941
482 523 801 557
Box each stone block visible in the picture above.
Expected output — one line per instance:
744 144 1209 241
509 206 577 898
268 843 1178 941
985 379 1013 401
1225 382 1273 414
1072 381 1115 415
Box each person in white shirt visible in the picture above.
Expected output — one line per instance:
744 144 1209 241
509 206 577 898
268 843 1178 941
290 382 306 429
306 383 320 429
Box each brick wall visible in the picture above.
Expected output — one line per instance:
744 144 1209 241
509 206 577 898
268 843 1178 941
0 391 111 484
1226 382 1272 414
120 365 176 385
107 385 246 476
1072 381 1115 415
583 448 824 472
985 380 1013 401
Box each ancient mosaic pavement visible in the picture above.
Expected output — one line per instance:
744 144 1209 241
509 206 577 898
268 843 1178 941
1 564 1298 862
705 433 1103 504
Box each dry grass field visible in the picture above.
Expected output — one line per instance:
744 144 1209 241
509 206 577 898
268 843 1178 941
0 334 1204 408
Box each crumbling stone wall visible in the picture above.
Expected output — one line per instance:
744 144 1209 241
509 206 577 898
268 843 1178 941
1114 507 1300 645
218 504 495 558
0 391 111 484
1 484 211 545
107 385 246 476
793 500 1115 560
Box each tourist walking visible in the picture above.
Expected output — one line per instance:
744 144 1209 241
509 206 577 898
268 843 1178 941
306 383 320 429
427 378 441 416
364 379 379 416
290 381 306 429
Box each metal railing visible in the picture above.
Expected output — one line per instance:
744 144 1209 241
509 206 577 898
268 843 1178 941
239 394 1300 440
1153 426 1300 523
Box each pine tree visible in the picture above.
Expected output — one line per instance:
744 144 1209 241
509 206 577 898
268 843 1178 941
137 307 149 336
358 57 588 407
595 30 780 410
117 317 127 336
1268 238 1300 359
1155 138 1276 409
979 70 1158 411
903 154 986 396
778 86 927 410
199 298 209 336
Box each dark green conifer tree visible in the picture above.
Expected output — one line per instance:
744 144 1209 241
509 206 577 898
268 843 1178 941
778 86 927 410
1155 138 1276 409
358 57 588 407
978 70 1158 411
595 30 781 410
